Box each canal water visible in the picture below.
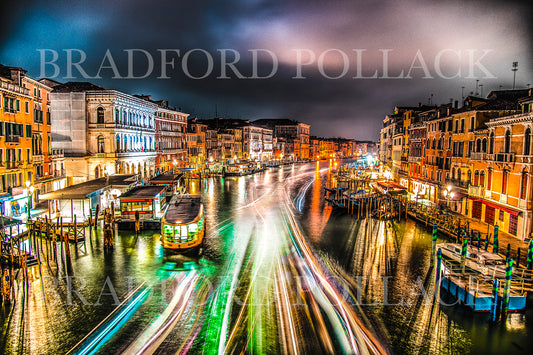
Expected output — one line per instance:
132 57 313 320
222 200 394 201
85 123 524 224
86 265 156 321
1 161 532 354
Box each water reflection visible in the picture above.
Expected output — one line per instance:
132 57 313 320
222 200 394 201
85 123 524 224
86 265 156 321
2 162 533 354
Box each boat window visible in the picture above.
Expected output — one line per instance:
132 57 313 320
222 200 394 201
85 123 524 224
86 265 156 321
163 225 174 236
189 223 198 233
174 225 188 237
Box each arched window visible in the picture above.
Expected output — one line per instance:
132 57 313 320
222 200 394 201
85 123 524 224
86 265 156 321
487 168 492 190
520 169 528 199
467 169 471 184
97 135 105 153
97 107 104 124
482 138 487 153
480 170 485 187
489 132 495 154
524 128 531 155
474 170 479 186
115 109 119 122
476 139 481 153
504 130 511 153
432 138 436 149
95 166 100 179
116 134 120 152
502 170 509 195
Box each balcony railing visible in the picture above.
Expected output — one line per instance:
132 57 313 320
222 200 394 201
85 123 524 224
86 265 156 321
5 135 20 143
468 185 485 198
33 154 44 163
470 152 486 161
445 178 469 189
0 80 30 96
491 152 515 163
54 169 66 178
51 149 64 159
5 161 23 169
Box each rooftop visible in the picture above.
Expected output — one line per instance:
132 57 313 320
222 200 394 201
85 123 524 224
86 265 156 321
120 185 166 199
150 173 183 184
51 81 105 93
41 174 137 200
163 194 202 225
253 118 305 127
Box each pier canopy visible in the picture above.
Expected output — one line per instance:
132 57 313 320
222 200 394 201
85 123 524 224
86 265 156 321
119 185 166 220
40 174 138 221
149 173 183 186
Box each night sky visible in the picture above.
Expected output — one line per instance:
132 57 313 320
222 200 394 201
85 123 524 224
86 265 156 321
1 0 531 140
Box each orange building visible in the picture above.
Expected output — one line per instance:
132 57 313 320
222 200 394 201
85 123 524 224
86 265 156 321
482 94 533 239
0 64 57 218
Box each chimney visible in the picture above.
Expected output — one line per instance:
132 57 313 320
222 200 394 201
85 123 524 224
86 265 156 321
10 68 23 85
454 100 458 109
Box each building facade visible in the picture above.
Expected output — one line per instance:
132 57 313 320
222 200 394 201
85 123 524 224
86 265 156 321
50 83 159 183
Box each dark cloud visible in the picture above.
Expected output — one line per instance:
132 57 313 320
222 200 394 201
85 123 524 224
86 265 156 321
1 0 532 140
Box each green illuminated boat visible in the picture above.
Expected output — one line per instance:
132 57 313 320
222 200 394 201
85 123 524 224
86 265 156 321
161 194 205 255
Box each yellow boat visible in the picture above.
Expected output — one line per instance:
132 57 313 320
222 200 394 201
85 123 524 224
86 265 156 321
161 194 205 255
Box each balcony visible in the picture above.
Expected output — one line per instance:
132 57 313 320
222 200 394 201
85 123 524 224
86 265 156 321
117 150 157 158
51 149 64 159
33 154 44 163
493 152 515 163
159 148 186 154
5 135 20 143
468 185 485 198
445 178 469 189
470 152 486 161
517 155 533 164
0 80 30 96
5 161 23 169
408 156 421 163
54 169 66 178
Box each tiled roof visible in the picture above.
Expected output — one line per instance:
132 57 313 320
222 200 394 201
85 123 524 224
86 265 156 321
51 81 105 92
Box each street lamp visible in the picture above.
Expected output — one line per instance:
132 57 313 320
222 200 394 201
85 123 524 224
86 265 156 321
24 180 35 221
443 185 454 212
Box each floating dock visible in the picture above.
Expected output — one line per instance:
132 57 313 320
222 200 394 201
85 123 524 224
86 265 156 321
438 258 528 312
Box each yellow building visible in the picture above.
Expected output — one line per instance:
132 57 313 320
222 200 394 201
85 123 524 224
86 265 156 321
0 65 39 217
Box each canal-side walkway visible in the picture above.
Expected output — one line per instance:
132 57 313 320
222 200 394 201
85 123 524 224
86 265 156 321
403 196 531 267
